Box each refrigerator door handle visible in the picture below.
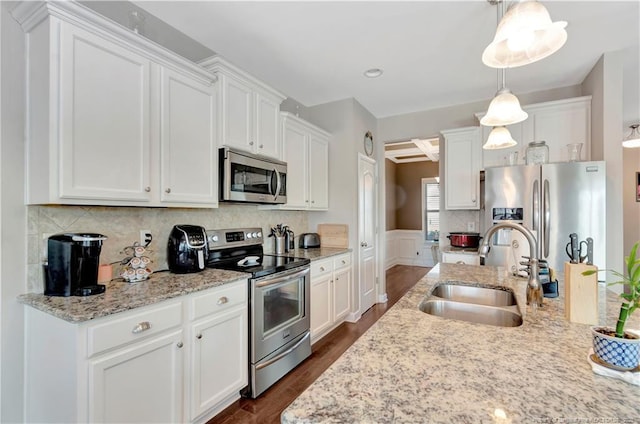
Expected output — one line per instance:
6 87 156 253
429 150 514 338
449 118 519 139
532 180 539 232
543 179 551 258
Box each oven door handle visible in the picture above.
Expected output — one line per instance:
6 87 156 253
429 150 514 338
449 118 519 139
255 267 310 288
255 332 310 371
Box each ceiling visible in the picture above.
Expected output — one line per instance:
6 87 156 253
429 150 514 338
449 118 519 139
385 139 440 163
131 1 640 122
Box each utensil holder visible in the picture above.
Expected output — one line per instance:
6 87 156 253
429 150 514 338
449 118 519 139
274 236 285 254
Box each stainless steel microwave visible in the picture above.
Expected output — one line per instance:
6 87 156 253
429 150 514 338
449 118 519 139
219 148 287 204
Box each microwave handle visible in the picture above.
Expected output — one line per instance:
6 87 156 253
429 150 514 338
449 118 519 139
273 168 282 201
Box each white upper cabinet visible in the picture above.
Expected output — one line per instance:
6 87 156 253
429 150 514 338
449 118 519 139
275 112 330 211
477 96 592 169
160 68 218 206
442 127 481 210
201 56 285 160
14 1 218 207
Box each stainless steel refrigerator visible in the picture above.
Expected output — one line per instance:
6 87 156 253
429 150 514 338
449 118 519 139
483 161 606 275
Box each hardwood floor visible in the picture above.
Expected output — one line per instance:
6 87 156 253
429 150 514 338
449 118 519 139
207 265 430 424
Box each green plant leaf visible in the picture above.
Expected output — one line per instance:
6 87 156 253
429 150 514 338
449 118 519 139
628 242 639 279
581 270 598 276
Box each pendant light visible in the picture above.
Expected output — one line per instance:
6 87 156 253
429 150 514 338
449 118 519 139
483 0 567 69
622 124 640 148
483 126 517 150
481 0 528 128
480 68 528 126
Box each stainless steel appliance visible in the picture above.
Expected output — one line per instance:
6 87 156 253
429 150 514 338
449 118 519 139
299 233 320 248
484 161 606 275
167 225 207 274
44 233 108 296
219 148 287 204
205 227 311 398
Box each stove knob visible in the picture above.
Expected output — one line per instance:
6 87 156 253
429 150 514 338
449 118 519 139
211 235 219 242
256 231 262 238
246 233 252 239
252 232 259 238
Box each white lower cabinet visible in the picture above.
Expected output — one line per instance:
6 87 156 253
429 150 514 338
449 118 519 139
23 279 248 424
441 251 480 265
310 253 352 343
88 329 184 423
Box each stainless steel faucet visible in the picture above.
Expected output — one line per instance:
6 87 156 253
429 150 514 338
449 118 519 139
478 222 543 308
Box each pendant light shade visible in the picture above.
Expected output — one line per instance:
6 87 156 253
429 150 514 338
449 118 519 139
480 87 528 126
483 126 517 150
482 0 568 69
623 124 640 148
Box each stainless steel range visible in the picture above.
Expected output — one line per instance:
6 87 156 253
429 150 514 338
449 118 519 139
205 227 311 398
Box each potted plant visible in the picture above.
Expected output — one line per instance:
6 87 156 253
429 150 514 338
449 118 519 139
583 242 640 370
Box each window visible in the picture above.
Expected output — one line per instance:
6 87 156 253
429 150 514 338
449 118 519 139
424 180 440 241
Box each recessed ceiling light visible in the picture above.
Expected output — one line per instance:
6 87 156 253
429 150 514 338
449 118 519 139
364 68 383 78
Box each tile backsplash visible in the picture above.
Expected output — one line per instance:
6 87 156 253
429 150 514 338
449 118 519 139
27 204 308 293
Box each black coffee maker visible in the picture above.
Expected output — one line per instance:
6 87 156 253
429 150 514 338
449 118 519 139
45 233 108 296
167 225 207 273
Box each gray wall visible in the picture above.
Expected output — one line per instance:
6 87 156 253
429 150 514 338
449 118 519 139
582 51 625 280
385 159 397 230
394 161 439 230
1 2 26 420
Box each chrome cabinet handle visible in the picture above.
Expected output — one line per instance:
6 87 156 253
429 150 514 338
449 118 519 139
217 296 228 305
361 242 368 247
319 266 325 272
249 141 254 146
177 342 183 348
132 321 151 334
341 260 346 264
165 188 171 193
144 187 151 192
196 334 203 340
259 144 264 148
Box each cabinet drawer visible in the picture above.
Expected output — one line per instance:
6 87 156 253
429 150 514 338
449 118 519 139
333 253 351 270
311 258 333 278
87 301 182 357
191 280 247 321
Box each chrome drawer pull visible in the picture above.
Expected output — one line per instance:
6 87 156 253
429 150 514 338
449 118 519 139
217 296 229 305
319 267 325 272
196 334 203 339
132 321 151 334
177 342 183 348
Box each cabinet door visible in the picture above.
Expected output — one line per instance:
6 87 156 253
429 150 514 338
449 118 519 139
529 102 590 162
443 128 481 210
255 92 281 159
59 23 152 201
282 120 309 209
333 267 351 323
88 330 183 423
221 74 253 152
308 133 329 210
160 68 218 205
190 305 247 420
310 274 332 339
441 252 480 265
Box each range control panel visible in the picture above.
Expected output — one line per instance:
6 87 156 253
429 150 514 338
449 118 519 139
206 227 263 250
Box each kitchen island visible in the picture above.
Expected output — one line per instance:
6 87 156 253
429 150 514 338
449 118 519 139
282 263 640 423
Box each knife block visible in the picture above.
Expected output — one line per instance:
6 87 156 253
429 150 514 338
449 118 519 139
564 262 598 325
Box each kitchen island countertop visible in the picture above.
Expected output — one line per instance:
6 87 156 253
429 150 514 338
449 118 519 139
282 263 640 423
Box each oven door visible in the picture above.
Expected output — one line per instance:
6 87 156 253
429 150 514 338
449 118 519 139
220 148 287 204
251 267 310 362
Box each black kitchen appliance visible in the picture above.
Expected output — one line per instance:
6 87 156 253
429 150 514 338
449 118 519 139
167 225 207 273
205 227 311 398
44 233 108 296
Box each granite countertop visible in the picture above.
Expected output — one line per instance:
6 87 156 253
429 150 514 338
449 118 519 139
282 263 640 423
18 268 249 323
18 248 351 324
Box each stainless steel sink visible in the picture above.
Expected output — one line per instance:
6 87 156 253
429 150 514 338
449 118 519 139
430 283 517 307
419 299 523 327
420 282 522 327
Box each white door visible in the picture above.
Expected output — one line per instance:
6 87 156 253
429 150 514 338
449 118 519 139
281 119 308 209
221 74 253 152
160 68 217 205
308 134 329 209
358 155 377 314
88 330 184 423
254 92 281 159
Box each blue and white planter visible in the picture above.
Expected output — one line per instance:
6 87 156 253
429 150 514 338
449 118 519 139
591 326 640 370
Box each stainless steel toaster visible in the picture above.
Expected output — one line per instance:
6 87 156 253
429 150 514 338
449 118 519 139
299 233 320 248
